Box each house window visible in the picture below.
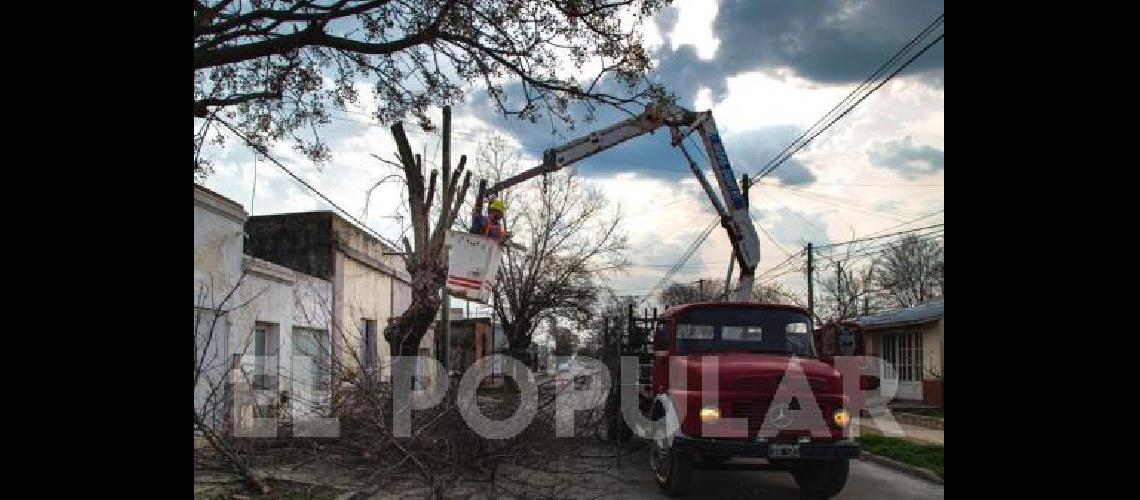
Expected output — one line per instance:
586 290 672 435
253 322 280 391
292 327 330 392
878 331 923 382
362 319 377 372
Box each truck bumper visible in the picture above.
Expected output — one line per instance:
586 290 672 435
672 436 860 460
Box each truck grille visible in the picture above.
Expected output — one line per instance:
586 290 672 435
730 399 834 439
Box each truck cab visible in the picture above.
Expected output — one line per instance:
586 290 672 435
628 302 858 497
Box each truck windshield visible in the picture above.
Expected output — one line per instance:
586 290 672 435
675 307 816 357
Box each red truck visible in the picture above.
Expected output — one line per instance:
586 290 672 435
474 100 861 496
616 303 859 497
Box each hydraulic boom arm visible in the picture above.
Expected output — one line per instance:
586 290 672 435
477 101 760 301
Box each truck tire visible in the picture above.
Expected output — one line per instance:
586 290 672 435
649 403 692 496
793 459 850 498
651 438 693 497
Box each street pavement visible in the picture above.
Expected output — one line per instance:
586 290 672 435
503 444 944 500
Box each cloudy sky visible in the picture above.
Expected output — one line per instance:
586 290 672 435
197 0 945 313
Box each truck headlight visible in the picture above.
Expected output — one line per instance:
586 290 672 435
833 408 850 428
699 407 721 422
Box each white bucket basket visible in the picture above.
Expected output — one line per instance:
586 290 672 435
445 230 503 304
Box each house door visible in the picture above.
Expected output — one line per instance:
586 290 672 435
877 331 923 401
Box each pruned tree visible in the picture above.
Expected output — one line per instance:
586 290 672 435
193 0 669 179
872 234 944 308
473 137 628 362
382 106 471 357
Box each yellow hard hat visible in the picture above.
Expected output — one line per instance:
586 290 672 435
489 199 506 213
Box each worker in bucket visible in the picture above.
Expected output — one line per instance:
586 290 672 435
471 198 511 242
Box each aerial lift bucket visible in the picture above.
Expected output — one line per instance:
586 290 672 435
445 230 503 304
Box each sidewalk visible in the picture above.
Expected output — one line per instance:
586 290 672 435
857 417 944 445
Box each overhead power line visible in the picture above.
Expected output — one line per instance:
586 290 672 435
861 209 945 238
814 223 944 250
640 218 719 306
750 13 945 184
636 14 944 307
215 117 404 251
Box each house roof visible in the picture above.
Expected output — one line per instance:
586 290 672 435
194 184 248 223
855 298 944 329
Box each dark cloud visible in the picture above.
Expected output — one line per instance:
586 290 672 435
464 79 715 181
867 136 943 179
722 127 817 186
650 0 944 101
464 81 823 187
457 0 947 186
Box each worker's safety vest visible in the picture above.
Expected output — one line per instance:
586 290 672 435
482 220 504 240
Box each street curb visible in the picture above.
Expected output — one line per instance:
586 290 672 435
895 412 945 430
859 451 944 485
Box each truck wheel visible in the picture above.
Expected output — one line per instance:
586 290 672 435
650 437 693 497
793 459 850 498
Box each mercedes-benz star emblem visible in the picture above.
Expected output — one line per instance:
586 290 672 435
769 402 793 429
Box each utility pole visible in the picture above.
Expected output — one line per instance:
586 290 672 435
441 243 452 373
441 289 449 371
806 243 814 325
836 260 844 319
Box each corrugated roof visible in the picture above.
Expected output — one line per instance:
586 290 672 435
855 298 944 329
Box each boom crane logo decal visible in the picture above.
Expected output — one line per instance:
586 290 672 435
708 132 746 210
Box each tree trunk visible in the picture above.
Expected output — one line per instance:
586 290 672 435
379 106 470 364
502 317 534 366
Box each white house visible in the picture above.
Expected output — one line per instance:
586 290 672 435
194 185 336 433
242 211 429 385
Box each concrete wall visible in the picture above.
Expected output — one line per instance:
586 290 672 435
194 186 247 307
194 185 248 430
922 318 943 378
244 212 336 280
336 252 395 374
328 216 425 381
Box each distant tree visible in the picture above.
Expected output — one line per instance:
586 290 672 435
194 0 668 179
816 243 883 321
872 235 944 308
552 327 577 357
658 278 801 308
753 281 802 306
659 279 723 308
472 136 628 362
